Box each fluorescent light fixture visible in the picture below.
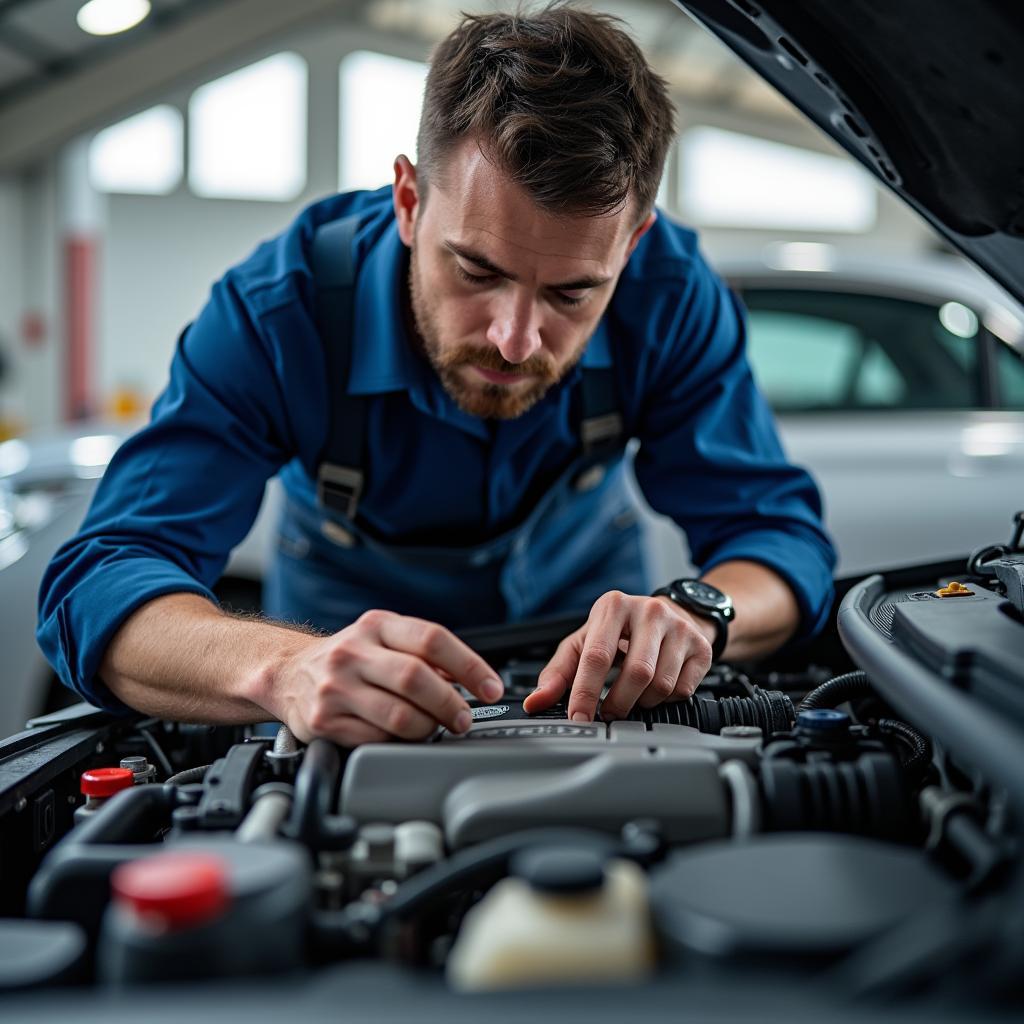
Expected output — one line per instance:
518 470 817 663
680 126 877 232
89 105 183 195
77 0 151 36
339 51 428 192
938 301 979 339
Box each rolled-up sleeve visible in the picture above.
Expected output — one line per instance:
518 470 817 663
631 261 836 643
36 272 302 712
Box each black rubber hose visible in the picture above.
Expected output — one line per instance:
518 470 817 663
878 718 931 779
284 738 356 851
798 670 872 711
164 764 211 786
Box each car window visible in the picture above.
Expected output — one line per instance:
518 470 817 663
739 288 981 412
993 338 1024 409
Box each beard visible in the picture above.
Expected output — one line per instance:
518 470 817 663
407 245 586 420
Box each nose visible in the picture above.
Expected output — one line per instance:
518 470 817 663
485 291 542 365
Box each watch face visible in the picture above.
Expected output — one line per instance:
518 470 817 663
678 580 733 614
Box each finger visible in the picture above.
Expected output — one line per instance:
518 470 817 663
312 713 391 747
672 643 713 701
524 629 584 715
375 614 504 704
342 683 438 741
636 629 687 709
567 595 628 722
600 608 666 720
364 649 474 735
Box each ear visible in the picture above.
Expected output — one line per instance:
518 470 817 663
393 155 420 247
623 210 657 264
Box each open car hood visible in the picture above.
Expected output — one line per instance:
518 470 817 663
672 0 1024 304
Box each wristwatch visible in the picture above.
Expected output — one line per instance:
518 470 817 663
652 578 735 661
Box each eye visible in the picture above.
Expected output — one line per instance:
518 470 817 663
553 290 588 309
455 264 495 286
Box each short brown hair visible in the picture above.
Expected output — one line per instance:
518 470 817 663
417 3 675 218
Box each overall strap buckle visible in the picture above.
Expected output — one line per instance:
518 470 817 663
316 462 364 521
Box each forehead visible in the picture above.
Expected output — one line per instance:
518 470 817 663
424 141 633 277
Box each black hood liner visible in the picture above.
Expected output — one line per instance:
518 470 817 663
673 0 1024 301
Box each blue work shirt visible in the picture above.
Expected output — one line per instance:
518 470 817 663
37 187 836 713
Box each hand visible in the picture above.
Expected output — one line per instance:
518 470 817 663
273 609 504 745
523 591 714 722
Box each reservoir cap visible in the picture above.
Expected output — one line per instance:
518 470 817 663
513 847 606 895
796 709 850 734
111 852 229 929
80 767 135 797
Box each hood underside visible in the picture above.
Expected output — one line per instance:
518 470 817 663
672 0 1024 303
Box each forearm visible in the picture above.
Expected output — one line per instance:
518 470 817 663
701 559 800 660
99 593 318 724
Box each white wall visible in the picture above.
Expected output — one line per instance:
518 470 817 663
0 176 23 420
98 22 423 408
0 166 64 431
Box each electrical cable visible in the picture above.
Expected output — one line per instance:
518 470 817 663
164 763 211 786
878 718 931 779
798 670 872 711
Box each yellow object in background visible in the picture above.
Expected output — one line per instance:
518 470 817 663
0 415 25 442
935 581 975 598
106 387 148 421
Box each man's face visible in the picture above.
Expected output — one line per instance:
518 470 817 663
393 141 655 419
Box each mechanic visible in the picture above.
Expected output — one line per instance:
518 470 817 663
37 5 835 746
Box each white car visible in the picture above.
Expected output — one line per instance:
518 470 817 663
730 249 1024 575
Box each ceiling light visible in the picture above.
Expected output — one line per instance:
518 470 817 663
76 0 151 37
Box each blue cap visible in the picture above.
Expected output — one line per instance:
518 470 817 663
796 709 850 733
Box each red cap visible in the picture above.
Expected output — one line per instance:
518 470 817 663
111 852 229 929
80 767 135 797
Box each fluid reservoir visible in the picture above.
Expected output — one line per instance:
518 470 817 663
446 846 655 991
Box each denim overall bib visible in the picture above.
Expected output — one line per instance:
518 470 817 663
262 216 649 635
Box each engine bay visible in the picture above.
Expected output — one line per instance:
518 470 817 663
2 529 1023 1020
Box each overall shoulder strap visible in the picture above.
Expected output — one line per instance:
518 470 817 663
579 366 624 459
311 214 366 520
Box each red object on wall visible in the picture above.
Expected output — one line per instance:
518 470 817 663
65 236 97 421
21 310 46 348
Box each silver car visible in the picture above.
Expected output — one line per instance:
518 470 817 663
732 248 1024 575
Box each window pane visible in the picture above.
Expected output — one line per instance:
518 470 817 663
189 53 307 201
89 105 183 194
746 311 868 409
339 51 428 192
742 290 979 411
995 340 1024 409
681 127 877 232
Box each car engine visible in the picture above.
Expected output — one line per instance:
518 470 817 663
2 520 1023 1020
